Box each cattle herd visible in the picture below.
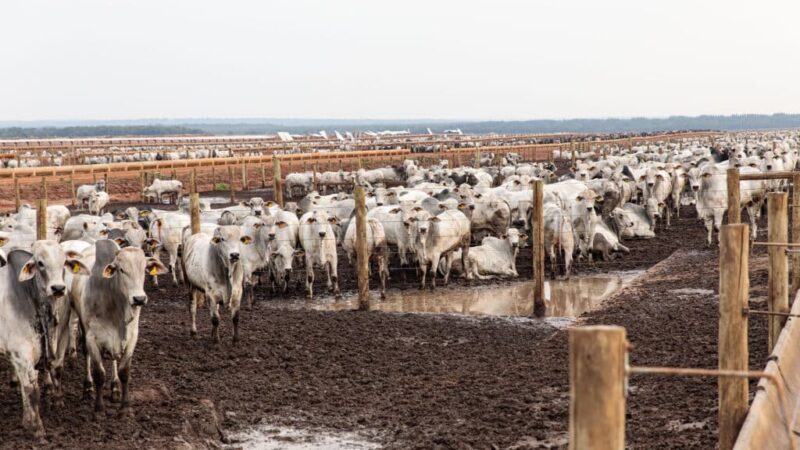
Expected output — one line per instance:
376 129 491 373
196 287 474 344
0 131 797 438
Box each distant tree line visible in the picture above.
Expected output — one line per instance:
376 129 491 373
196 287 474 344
2 113 800 138
0 125 206 139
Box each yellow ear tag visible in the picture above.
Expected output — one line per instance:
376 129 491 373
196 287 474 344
149 266 159 276
72 263 81 274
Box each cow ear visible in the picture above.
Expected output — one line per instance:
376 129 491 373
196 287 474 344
266 201 274 207
146 258 168 276
240 236 253 245
102 263 117 279
276 221 288 229
271 251 279 258
413 206 423 212
576 196 584 202
66 259 90 275
0 236 7 247
475 193 483 198
458 203 466 209
430 216 441 223
113 237 129 247
211 236 221 244
389 208 401 214
327 217 338 224
145 238 161 247
306 217 317 224
294 249 305 257
438 203 446 210
18 258 37 282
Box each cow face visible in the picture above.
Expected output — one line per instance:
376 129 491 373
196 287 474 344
211 225 251 267
303 210 337 241
505 228 526 249
248 197 265 216
18 240 88 298
409 210 439 239
102 247 167 307
270 244 299 277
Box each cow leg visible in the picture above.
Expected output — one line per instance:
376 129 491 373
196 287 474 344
330 260 342 299
306 259 315 300
83 353 94 400
247 280 255 310
117 361 131 412
89 354 106 415
704 216 714 247
442 254 453 285
325 261 333 291
190 289 200 338
418 261 427 290
109 360 121 403
429 257 439 291
379 255 388 299
9 350 43 438
209 295 221 344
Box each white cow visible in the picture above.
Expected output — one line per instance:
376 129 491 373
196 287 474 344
298 209 341 300
183 225 252 343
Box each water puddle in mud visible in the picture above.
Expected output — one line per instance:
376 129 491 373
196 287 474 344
227 425 379 450
269 271 642 319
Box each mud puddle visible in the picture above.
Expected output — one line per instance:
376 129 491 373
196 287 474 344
227 425 379 450
265 271 642 319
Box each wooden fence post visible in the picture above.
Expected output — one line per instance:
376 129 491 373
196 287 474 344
139 171 146 201
474 149 481 168
70 172 77 207
14 178 20 211
228 166 236 204
36 177 47 240
571 142 577 169
273 157 284 207
355 186 369 311
727 168 740 224
792 173 800 297
190 191 201 235
312 163 318 193
104 172 110 197
767 192 788 352
569 326 626 450
260 164 267 188
532 180 545 317
719 224 749 450
241 163 247 191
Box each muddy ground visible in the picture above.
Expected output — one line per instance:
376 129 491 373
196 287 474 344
0 188 774 449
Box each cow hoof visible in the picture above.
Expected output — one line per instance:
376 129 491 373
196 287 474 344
83 388 95 401
190 329 197 339
118 406 134 419
111 389 121 403
380 292 386 300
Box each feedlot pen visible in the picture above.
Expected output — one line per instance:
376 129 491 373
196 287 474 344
0 179 771 449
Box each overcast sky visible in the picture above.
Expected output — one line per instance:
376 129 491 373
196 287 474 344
1 0 798 122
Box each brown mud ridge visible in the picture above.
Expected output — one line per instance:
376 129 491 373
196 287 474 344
0 199 771 449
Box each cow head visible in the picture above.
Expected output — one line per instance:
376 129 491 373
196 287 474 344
248 197 265 216
101 246 167 307
271 244 301 281
303 210 337 241
210 225 252 267
504 228 527 249
18 240 89 299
